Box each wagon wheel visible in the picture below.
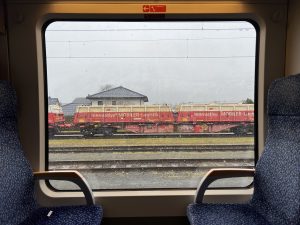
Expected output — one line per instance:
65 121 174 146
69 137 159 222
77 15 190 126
232 126 248 135
103 128 114 136
81 128 95 137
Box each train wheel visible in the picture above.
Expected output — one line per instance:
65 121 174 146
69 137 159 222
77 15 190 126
232 127 248 135
81 128 95 137
103 128 114 136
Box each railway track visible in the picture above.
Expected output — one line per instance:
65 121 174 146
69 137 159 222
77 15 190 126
48 144 254 189
49 144 254 170
51 132 253 139
49 144 254 153
49 158 253 170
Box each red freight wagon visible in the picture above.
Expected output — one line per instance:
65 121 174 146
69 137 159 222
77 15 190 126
176 104 254 134
73 105 175 136
74 103 254 137
48 105 65 137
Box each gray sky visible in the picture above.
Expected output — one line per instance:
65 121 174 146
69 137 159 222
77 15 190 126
46 21 256 105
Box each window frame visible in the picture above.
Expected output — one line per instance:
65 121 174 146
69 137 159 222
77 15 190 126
43 17 259 193
1 0 288 216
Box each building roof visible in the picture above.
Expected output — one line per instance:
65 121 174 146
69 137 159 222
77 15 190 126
62 98 92 116
72 97 92 104
48 97 60 105
87 86 148 102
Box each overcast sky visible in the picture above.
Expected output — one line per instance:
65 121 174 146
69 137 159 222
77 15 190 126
46 21 256 105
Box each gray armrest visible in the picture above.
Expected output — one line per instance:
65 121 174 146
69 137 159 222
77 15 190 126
33 170 95 205
195 168 255 204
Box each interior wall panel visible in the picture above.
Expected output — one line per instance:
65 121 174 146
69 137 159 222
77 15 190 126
285 0 300 75
6 0 288 217
0 1 10 80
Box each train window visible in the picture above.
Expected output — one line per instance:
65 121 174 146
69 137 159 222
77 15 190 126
45 20 257 191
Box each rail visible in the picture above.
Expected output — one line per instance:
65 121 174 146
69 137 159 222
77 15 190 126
51 132 253 139
49 144 254 170
48 144 254 189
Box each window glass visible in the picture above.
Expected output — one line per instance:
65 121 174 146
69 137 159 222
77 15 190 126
45 21 256 190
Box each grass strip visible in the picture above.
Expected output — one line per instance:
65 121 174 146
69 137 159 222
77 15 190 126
49 137 254 148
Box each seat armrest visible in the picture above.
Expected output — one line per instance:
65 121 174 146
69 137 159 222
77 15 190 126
33 170 95 205
194 168 255 204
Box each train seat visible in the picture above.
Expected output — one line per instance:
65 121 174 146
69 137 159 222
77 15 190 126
0 81 103 225
187 74 300 225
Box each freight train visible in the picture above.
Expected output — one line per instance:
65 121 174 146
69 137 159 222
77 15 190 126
72 103 254 137
48 105 65 137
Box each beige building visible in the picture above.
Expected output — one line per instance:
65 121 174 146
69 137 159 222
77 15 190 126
87 86 148 106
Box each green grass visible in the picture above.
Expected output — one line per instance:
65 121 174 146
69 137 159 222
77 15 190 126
49 137 254 147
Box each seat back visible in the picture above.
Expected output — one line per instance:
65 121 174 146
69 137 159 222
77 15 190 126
251 75 300 225
0 81 36 225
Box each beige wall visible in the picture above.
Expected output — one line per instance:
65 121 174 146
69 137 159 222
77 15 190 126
285 0 300 75
3 0 289 217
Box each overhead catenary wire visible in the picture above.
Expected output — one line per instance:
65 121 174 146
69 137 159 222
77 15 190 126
47 56 255 59
46 36 256 43
45 28 256 59
46 27 255 32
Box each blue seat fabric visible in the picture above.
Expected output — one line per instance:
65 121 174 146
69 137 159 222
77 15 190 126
187 204 271 225
0 81 102 225
20 205 102 225
187 75 300 225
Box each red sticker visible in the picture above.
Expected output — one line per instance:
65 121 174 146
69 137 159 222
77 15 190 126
143 5 166 13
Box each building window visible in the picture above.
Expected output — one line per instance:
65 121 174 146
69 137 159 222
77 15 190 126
45 21 257 191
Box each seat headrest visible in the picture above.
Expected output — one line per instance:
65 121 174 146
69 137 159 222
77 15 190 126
268 74 300 116
0 81 17 118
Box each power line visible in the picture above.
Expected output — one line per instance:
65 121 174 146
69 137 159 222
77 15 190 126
46 28 255 32
47 56 255 59
46 37 256 43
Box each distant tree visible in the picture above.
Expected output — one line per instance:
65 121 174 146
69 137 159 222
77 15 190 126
242 98 254 104
99 84 114 92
